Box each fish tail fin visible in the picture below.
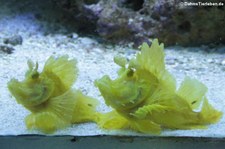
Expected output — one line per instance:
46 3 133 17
177 77 208 110
199 97 222 124
43 55 77 89
177 77 222 124
72 90 99 123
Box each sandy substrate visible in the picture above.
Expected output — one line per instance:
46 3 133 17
0 0 225 137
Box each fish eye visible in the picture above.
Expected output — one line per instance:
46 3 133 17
31 72 39 79
127 69 134 77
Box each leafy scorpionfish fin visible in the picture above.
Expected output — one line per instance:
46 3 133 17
45 89 77 122
132 104 172 119
25 112 69 134
97 110 161 134
43 55 78 90
177 76 208 110
129 119 161 134
135 39 176 91
177 76 222 123
97 111 130 130
199 97 222 124
72 90 99 123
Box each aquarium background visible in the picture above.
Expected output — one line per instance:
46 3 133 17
0 0 225 138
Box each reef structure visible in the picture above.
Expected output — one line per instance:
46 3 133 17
52 0 225 47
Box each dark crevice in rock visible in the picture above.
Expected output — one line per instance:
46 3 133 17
120 0 144 11
83 0 100 5
178 21 191 33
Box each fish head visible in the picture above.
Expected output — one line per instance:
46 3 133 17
95 67 147 112
8 60 54 107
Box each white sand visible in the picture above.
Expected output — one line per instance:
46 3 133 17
0 0 225 137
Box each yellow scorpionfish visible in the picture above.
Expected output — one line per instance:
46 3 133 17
8 55 98 133
95 39 222 134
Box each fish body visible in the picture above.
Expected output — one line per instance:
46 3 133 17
95 39 222 134
8 55 98 133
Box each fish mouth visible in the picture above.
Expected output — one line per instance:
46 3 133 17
8 79 30 104
95 75 113 104
8 78 52 107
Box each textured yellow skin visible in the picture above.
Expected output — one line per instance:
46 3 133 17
95 39 222 134
8 55 98 133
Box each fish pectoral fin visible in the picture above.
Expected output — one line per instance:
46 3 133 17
132 104 170 119
177 76 208 110
25 112 69 133
97 111 129 130
47 89 77 122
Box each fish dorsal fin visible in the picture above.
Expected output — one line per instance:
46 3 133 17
47 89 76 122
135 39 176 91
136 39 165 75
43 55 77 89
177 77 208 110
